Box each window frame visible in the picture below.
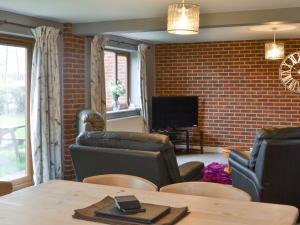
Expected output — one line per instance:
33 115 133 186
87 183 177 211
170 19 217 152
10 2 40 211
0 35 34 190
104 49 131 110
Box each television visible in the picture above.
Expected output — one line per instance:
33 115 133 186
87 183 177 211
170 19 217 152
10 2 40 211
151 96 198 130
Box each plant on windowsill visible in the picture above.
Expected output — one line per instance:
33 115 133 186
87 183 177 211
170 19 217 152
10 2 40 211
109 79 126 111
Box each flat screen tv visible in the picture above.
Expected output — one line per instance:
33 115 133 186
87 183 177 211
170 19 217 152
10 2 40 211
152 96 198 130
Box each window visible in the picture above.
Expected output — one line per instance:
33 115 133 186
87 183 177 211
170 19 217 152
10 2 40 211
0 35 33 189
104 50 130 111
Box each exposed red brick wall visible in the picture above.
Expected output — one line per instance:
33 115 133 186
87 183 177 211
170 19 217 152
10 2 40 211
63 24 85 179
155 40 300 149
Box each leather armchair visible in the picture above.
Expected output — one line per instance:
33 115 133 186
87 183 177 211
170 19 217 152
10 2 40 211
229 127 300 210
70 131 204 187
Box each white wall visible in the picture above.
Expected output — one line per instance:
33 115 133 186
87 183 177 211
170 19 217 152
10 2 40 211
106 116 144 132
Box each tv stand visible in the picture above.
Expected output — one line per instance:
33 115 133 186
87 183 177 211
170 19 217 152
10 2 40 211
151 128 204 154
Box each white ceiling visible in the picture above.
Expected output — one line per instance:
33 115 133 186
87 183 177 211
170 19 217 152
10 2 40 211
113 24 300 44
1 0 300 23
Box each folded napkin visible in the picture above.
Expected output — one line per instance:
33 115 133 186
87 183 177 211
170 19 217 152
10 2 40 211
73 196 189 225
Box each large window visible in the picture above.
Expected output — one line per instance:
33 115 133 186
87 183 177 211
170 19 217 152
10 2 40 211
0 36 33 189
104 50 130 111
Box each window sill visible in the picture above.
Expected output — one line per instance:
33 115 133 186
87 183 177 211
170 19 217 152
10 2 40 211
106 108 141 120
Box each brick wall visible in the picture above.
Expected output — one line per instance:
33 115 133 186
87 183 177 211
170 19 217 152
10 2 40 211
155 40 300 148
63 24 86 179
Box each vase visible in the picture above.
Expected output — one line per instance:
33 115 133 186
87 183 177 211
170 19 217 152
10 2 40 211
112 98 120 111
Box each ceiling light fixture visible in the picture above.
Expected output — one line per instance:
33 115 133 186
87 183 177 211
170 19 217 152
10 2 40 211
167 0 200 35
265 28 285 60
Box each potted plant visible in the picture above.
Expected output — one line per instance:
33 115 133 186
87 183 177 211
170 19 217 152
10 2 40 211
109 79 126 111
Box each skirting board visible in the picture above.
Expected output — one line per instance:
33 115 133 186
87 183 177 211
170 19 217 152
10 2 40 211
175 145 251 153
175 145 223 153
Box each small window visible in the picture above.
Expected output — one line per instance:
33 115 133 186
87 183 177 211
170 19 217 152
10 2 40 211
104 50 130 111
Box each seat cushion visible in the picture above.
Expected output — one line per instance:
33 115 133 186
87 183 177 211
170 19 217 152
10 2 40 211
179 161 204 182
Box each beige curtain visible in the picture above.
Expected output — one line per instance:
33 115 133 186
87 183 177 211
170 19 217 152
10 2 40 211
91 36 107 127
30 26 62 184
138 44 149 132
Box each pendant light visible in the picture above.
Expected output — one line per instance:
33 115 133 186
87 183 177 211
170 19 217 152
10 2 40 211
167 0 200 35
265 28 285 60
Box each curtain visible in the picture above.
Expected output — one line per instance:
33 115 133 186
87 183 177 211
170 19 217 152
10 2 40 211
90 36 107 127
30 26 62 184
138 44 149 132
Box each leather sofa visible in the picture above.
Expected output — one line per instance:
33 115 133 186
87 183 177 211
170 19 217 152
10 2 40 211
70 109 204 187
229 127 300 209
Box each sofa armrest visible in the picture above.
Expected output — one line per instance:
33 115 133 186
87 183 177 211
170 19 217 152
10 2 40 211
229 157 262 201
229 150 250 168
179 161 204 182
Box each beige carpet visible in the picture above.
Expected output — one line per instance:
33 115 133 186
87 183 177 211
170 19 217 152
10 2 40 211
176 151 228 166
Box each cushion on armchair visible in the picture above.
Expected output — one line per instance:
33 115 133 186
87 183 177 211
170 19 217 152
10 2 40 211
249 127 300 169
77 109 105 133
77 131 172 151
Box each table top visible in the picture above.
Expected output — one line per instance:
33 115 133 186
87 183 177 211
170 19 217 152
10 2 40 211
0 180 298 225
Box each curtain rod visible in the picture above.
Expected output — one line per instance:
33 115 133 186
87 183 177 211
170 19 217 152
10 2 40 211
108 39 151 49
108 39 138 47
0 20 34 29
0 20 62 34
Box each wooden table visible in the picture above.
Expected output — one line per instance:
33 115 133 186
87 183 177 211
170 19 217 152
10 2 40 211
0 180 298 225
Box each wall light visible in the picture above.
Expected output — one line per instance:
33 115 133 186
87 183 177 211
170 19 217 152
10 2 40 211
265 29 284 60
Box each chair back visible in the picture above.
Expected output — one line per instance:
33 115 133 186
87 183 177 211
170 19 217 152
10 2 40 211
83 174 158 191
255 139 300 206
160 182 251 201
70 131 182 187
0 181 13 196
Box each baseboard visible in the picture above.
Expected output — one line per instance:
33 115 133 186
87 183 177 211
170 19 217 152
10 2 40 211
175 144 226 153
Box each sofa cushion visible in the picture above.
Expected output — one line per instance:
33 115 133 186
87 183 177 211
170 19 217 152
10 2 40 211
76 131 172 151
77 109 105 133
249 127 300 169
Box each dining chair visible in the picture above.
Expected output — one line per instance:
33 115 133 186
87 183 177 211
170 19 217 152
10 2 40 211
83 174 158 191
160 182 251 201
0 181 13 196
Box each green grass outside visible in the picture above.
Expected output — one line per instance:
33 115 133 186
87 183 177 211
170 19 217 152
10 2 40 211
0 114 27 179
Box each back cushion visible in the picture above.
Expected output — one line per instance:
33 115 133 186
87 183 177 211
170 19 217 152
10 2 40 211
249 127 300 169
76 131 172 151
